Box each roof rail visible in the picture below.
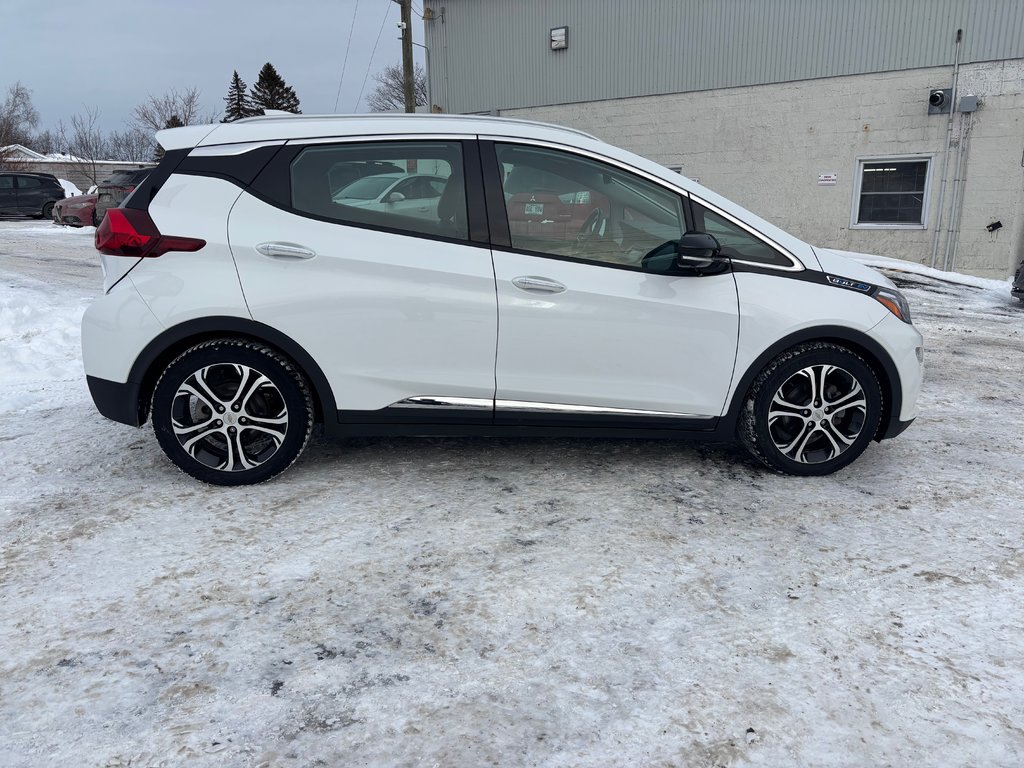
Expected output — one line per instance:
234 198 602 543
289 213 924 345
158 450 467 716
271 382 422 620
231 112 599 140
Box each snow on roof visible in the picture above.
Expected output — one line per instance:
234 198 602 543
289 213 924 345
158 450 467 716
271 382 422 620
0 144 47 160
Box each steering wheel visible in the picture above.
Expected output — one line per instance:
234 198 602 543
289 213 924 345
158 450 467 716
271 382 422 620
576 207 607 242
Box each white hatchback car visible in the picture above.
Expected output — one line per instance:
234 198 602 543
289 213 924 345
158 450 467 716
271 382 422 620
83 114 923 485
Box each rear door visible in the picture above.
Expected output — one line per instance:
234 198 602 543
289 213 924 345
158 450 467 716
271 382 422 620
0 175 16 213
14 175 45 214
228 137 498 423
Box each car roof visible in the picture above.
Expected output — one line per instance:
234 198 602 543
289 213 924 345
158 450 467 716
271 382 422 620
157 113 599 152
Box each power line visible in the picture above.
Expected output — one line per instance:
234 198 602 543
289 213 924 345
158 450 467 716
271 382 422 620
355 0 394 112
333 0 362 112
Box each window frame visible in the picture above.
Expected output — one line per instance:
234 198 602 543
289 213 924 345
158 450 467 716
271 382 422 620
248 135 491 247
850 154 934 230
479 137 803 273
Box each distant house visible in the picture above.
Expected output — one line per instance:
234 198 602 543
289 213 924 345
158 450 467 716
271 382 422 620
0 144 152 191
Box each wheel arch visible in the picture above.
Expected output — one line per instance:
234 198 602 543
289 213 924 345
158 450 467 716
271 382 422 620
129 317 337 429
723 325 902 442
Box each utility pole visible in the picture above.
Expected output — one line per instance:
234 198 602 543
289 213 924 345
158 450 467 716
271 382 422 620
394 0 415 113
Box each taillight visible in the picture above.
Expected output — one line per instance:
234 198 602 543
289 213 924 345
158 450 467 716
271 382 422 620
95 209 206 258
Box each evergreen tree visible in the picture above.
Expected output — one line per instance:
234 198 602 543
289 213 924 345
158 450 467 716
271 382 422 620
249 62 301 114
222 70 255 122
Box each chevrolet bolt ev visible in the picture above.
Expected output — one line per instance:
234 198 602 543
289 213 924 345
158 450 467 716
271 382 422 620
82 114 923 485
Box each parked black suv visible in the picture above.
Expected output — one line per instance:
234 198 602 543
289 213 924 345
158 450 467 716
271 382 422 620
94 167 153 224
0 172 65 219
1013 258 1024 303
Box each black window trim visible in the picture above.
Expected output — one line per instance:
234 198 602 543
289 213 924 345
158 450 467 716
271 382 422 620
243 135 491 248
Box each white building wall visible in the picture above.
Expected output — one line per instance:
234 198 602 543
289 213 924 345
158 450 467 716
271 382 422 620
501 60 1024 278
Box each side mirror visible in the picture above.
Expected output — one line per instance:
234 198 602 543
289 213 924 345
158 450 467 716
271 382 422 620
384 191 406 203
675 231 723 270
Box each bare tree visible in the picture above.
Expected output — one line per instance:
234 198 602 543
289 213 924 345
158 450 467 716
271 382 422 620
108 126 155 162
366 64 427 113
31 129 61 155
0 82 40 168
132 87 216 132
58 107 113 186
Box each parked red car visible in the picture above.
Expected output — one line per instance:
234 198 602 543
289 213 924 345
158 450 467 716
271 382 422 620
52 193 99 227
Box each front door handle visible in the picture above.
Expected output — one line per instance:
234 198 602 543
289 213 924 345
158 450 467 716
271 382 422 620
511 276 566 294
256 242 317 260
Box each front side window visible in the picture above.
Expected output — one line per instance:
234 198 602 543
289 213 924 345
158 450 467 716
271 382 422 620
854 158 930 227
495 143 684 268
290 141 466 240
0 176 14 190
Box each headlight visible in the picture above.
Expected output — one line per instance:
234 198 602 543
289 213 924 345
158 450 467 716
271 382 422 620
874 288 913 324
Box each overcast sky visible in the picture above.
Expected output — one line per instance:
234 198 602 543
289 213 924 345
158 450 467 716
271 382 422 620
1 0 424 134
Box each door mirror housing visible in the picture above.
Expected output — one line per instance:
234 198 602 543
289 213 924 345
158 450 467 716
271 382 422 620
641 232 728 275
675 231 723 270
384 191 406 203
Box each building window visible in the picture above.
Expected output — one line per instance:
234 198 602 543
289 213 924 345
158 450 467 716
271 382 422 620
852 157 931 228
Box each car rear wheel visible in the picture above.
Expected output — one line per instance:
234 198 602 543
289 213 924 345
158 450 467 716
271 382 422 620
739 342 882 475
151 339 314 485
42 201 55 220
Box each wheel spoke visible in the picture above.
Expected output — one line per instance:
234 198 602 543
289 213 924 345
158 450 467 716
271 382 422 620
173 417 221 454
780 426 818 461
220 429 258 472
234 367 272 412
827 382 866 414
818 421 855 458
192 366 229 409
769 391 807 425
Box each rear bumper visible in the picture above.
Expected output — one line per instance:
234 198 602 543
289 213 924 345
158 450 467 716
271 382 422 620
87 375 143 427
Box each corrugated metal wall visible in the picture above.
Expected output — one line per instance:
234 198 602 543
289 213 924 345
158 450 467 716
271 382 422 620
422 0 1024 113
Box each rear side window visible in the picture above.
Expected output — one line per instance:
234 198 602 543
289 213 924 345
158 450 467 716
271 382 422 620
17 176 42 189
289 141 467 241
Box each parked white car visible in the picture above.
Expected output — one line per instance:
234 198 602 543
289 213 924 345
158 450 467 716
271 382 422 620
332 172 448 222
83 113 922 484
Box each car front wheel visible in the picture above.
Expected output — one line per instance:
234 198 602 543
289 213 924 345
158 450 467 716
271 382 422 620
739 342 883 475
151 339 314 485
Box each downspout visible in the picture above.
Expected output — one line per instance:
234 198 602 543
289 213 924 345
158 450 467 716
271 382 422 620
930 28 963 270
947 111 975 272
942 112 968 271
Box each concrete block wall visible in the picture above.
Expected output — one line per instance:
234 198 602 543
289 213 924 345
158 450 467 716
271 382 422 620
502 60 1024 279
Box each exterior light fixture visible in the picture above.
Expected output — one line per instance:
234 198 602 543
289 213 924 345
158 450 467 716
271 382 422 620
550 26 568 50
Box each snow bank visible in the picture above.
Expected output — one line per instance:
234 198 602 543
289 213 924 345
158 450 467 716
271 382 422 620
0 280 88 413
839 249 1011 292
58 179 82 197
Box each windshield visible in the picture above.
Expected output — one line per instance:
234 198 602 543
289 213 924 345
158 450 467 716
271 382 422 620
335 176 397 200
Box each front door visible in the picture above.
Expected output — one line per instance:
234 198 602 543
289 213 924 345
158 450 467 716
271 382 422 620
485 142 740 423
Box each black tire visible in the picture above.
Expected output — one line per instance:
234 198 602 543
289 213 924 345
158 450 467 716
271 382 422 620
151 339 314 485
738 342 883 476
42 201 55 220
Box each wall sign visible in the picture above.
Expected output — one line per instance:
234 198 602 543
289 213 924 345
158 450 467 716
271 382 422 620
818 173 838 186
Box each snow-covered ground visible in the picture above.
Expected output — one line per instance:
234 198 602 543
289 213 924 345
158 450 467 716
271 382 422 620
1 219 1023 767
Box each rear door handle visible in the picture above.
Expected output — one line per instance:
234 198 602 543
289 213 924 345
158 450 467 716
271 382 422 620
256 242 317 260
511 276 566 294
